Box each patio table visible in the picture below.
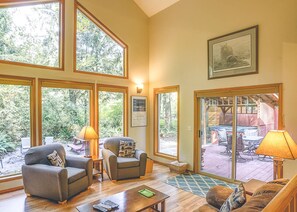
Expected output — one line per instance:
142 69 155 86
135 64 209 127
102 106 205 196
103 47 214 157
243 136 263 158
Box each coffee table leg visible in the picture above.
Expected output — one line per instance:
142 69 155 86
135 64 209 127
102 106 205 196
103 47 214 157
161 200 165 212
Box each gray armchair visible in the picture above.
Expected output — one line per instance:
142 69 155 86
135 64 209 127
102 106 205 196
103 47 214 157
102 137 147 181
22 143 93 204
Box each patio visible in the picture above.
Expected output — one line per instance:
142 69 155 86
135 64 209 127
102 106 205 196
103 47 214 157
202 144 273 182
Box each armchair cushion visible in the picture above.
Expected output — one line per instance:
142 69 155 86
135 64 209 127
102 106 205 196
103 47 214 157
66 167 86 184
117 157 139 168
47 150 65 168
118 140 136 157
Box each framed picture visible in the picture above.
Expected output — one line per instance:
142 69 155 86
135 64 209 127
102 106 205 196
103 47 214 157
131 96 147 127
208 25 258 79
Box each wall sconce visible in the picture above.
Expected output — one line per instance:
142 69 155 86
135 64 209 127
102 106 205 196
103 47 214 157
136 83 143 94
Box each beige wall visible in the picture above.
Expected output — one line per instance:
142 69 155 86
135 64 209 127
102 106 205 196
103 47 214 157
149 0 297 176
0 0 149 191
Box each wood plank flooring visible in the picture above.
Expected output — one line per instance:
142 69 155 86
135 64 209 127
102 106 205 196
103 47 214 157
0 163 206 212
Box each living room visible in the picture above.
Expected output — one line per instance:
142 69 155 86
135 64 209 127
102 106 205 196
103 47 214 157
0 0 297 211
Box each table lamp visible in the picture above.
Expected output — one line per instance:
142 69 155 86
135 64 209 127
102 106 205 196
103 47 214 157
256 130 297 179
78 126 98 158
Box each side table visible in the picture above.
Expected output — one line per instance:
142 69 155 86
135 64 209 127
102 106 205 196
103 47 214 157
91 155 104 182
243 179 266 196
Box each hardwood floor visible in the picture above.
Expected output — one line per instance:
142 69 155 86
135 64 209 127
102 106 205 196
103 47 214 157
0 163 206 212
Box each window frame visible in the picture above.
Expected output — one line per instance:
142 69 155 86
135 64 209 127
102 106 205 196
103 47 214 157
38 79 95 146
0 74 36 181
74 1 128 79
0 0 65 70
96 84 128 139
154 85 180 160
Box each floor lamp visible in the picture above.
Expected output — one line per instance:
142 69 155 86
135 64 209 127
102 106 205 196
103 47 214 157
256 130 297 179
78 126 98 158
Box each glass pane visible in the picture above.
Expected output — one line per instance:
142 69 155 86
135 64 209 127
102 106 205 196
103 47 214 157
235 95 277 182
200 97 233 179
98 91 124 139
0 2 60 67
42 88 90 156
158 92 178 156
76 10 124 76
0 84 30 177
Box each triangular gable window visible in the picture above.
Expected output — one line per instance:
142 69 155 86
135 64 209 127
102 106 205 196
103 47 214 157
75 2 127 78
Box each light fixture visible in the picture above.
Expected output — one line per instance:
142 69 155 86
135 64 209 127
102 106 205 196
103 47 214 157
78 126 98 158
256 130 297 179
136 83 143 94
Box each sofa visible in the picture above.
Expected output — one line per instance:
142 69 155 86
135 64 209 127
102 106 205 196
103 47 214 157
197 174 297 212
22 144 93 203
102 137 147 180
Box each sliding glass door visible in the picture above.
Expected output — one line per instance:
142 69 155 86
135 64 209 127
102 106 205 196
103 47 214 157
196 84 281 182
200 97 233 179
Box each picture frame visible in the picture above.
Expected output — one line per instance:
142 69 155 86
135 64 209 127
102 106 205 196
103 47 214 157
131 96 147 127
208 25 258 79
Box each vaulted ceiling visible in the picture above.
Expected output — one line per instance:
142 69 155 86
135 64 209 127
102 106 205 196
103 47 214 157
133 0 180 17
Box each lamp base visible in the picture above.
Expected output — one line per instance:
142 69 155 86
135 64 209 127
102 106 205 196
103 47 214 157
273 157 284 180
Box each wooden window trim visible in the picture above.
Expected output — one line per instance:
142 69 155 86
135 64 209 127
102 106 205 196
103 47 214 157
0 74 36 182
96 84 128 138
74 1 128 79
0 0 65 71
154 85 180 160
193 83 283 173
38 79 95 146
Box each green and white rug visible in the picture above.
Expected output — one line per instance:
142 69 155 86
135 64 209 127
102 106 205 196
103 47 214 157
165 172 237 197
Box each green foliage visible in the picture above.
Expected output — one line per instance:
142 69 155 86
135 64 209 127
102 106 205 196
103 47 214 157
159 92 178 138
42 88 90 142
76 10 124 76
0 3 59 67
99 91 124 138
0 85 30 153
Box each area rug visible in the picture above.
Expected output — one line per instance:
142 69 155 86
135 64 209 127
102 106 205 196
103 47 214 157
165 172 238 197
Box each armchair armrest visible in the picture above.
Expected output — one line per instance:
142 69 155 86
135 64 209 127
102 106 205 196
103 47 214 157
22 164 68 202
66 156 93 186
135 149 147 176
102 148 117 180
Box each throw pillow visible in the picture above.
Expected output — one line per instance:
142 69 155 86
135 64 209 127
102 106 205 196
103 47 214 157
220 183 246 212
47 150 65 168
118 140 136 157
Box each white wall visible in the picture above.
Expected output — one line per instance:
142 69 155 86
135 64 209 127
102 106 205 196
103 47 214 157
149 0 297 176
0 0 149 192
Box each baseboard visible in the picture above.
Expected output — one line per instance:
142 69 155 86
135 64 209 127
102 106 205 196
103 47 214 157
0 186 23 194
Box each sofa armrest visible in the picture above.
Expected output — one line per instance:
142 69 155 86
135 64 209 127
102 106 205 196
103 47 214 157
22 164 68 202
66 156 93 186
102 148 117 180
206 185 233 209
135 149 147 176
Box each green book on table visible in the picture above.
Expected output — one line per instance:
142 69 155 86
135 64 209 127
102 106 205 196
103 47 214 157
138 189 155 198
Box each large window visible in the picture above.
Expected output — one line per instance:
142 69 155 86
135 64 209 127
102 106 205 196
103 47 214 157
98 85 128 141
0 0 63 69
75 2 127 78
194 84 282 182
154 86 179 159
0 76 35 178
39 80 94 156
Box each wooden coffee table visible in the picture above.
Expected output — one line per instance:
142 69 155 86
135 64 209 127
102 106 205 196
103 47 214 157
76 185 169 212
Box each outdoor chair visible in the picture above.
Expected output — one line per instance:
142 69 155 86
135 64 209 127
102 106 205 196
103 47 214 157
22 143 92 203
102 137 147 181
21 137 31 153
67 137 86 154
